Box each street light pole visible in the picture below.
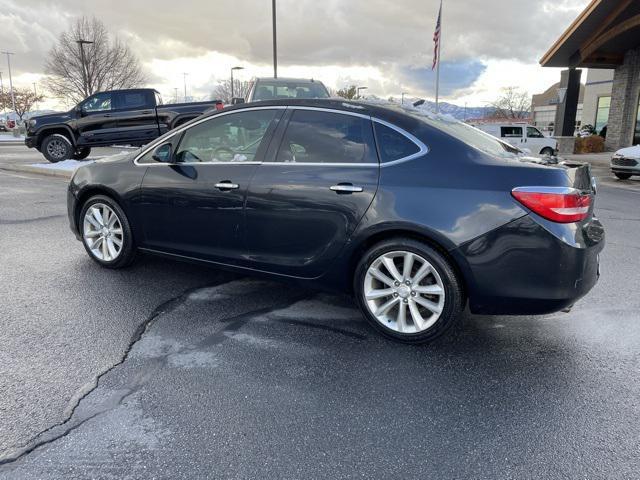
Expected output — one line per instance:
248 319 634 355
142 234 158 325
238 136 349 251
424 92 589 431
75 40 94 97
183 73 188 102
0 71 5 114
230 66 244 101
174 87 178 103
272 0 278 78
401 92 407 105
1 51 17 116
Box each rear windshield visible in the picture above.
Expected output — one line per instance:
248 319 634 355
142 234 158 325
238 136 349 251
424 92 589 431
253 82 330 101
382 105 521 158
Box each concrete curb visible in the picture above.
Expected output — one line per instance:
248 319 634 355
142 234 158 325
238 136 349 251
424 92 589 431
0 141 27 146
0 164 73 179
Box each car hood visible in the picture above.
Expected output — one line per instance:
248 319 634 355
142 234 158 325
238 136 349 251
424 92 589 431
95 150 140 164
615 145 640 159
30 111 73 125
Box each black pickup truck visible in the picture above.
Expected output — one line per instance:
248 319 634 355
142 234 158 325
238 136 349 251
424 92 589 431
25 88 223 162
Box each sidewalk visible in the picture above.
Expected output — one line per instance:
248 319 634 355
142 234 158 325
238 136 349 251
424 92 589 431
563 152 611 167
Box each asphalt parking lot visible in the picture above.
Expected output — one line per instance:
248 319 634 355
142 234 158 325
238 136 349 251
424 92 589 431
0 144 639 479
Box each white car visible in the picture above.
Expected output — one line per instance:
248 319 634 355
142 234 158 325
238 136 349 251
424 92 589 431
611 145 640 180
474 123 557 156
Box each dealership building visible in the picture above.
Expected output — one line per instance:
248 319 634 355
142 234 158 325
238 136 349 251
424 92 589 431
540 0 640 151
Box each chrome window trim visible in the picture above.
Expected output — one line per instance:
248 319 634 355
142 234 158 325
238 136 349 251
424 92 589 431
133 105 429 168
372 118 429 167
133 106 287 167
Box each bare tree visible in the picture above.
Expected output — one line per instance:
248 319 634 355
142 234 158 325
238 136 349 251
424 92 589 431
0 88 45 121
212 79 252 104
488 87 531 120
336 85 358 100
44 16 147 105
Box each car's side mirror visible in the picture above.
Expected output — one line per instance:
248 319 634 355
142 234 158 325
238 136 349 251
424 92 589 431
75 105 84 117
231 97 245 105
152 143 173 163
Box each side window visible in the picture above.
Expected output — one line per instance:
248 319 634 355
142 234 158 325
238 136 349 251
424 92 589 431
174 109 278 163
116 91 151 110
526 126 544 138
82 92 112 113
374 122 420 162
501 126 523 138
276 110 375 164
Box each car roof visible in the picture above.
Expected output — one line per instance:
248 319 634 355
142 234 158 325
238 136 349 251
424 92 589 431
213 98 413 121
254 77 325 85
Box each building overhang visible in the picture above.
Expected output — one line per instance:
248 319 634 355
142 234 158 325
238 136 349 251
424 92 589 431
540 0 640 69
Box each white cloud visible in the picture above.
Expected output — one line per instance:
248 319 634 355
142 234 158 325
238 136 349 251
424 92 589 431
0 0 590 110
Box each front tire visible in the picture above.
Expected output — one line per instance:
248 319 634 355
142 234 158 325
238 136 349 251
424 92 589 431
540 147 555 156
354 238 464 344
72 147 91 160
79 195 136 269
614 172 632 180
41 134 73 163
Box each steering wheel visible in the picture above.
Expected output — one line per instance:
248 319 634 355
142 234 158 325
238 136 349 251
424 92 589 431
213 147 234 162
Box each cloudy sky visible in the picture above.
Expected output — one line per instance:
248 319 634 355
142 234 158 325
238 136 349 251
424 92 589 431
0 0 589 110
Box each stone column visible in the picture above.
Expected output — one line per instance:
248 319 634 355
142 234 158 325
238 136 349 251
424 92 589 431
605 46 640 151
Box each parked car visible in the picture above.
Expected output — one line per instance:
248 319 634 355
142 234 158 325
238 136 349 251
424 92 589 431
25 88 223 162
475 123 558 156
611 145 640 179
67 99 604 344
234 77 330 104
0 122 7 132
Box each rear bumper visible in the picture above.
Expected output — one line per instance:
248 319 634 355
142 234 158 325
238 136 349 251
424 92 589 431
455 215 604 315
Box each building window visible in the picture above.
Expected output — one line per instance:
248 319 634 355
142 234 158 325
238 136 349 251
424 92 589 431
595 96 611 133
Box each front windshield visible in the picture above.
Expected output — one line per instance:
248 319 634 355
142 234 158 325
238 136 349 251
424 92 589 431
253 82 329 101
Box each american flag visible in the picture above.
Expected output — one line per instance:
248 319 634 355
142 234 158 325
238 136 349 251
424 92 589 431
432 1 442 70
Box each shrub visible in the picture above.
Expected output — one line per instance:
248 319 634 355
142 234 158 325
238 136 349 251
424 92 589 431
574 135 605 154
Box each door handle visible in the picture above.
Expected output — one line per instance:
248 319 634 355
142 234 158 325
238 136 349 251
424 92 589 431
104 113 112 117
214 181 239 190
330 184 363 193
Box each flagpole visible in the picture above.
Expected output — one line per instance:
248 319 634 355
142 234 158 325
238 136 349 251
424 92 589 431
435 0 442 113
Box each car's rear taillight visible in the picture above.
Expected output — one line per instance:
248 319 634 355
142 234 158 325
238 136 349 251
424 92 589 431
512 187 592 223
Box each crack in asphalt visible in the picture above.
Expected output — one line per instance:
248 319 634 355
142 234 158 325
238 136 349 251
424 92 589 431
0 282 217 467
0 278 365 469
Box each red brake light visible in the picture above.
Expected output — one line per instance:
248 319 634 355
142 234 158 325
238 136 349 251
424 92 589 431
511 187 591 223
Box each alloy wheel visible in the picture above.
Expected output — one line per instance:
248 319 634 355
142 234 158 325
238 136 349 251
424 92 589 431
46 138 68 160
363 251 446 334
82 203 124 262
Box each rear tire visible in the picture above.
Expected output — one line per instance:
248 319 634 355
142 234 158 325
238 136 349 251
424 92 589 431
540 147 555 156
41 134 74 163
614 172 632 180
79 195 136 269
354 238 464 344
72 147 91 160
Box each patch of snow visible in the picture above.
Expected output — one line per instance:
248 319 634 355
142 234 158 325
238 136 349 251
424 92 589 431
29 159 94 171
615 145 640 159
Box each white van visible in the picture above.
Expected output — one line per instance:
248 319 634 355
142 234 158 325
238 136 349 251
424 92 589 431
474 123 557 156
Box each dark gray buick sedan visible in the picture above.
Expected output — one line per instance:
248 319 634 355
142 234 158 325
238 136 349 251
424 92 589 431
67 99 604 343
